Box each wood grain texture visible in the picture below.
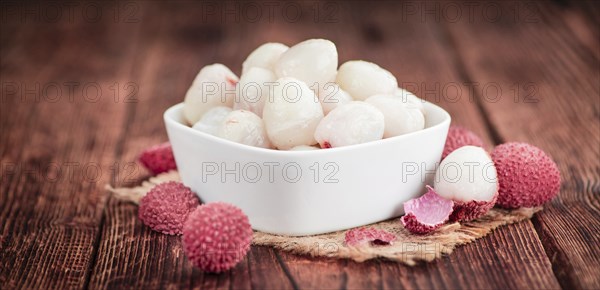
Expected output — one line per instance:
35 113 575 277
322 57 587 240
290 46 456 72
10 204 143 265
1 0 598 289
271 2 560 289
442 1 600 289
0 2 138 288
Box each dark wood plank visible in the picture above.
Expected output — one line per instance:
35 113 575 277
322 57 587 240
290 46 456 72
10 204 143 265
91 3 558 288
2 1 581 289
442 1 600 289
0 1 141 288
87 2 264 289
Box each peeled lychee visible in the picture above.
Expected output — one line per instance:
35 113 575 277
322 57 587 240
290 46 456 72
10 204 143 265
182 202 253 273
314 102 385 148
138 181 199 235
401 186 454 234
183 64 238 125
394 88 426 115
492 142 561 208
275 39 338 88
443 126 485 159
365 94 425 138
138 142 177 175
262 77 324 149
217 110 271 148
192 106 232 136
242 42 288 75
316 83 353 114
336 60 397 101
234 67 277 117
434 146 499 222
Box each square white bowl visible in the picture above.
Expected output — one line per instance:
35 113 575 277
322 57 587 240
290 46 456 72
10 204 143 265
164 102 450 236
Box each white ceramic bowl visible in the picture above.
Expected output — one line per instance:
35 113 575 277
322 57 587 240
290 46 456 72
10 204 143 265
164 102 450 236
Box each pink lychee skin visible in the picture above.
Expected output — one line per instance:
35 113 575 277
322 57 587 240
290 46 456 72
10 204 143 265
401 213 443 234
492 142 561 209
449 194 497 222
138 142 177 175
401 186 454 234
138 181 200 235
345 227 396 246
182 202 252 273
442 126 485 159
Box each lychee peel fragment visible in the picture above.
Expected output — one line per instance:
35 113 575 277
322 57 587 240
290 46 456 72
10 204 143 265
401 186 454 234
449 194 497 222
345 227 396 247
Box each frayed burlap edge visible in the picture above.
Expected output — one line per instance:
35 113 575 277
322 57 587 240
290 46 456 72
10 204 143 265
106 171 542 266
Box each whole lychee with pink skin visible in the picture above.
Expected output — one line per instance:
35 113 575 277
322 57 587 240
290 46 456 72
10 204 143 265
492 142 561 208
138 142 177 175
183 202 252 273
401 186 454 234
138 181 200 235
442 126 485 159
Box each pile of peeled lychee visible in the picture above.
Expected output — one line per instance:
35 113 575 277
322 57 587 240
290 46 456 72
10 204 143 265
183 39 427 150
401 126 561 234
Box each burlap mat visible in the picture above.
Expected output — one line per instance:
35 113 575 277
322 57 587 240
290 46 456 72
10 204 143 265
105 171 541 266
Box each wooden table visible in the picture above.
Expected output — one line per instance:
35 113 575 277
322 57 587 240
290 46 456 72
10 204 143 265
1 1 599 289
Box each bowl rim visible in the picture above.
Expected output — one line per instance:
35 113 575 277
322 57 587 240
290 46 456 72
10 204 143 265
164 101 451 155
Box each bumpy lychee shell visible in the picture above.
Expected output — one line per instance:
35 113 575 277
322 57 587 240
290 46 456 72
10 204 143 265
492 142 561 208
442 126 485 159
401 213 444 234
449 194 497 222
138 181 199 235
138 142 177 175
182 202 252 273
401 186 454 234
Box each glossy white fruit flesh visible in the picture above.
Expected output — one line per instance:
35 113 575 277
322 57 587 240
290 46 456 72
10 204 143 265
274 39 338 89
434 146 498 202
216 110 271 148
394 87 426 115
365 94 425 138
336 60 397 101
191 106 232 136
183 64 238 124
262 77 324 149
314 101 384 148
234 67 277 117
242 43 289 75
316 83 353 114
